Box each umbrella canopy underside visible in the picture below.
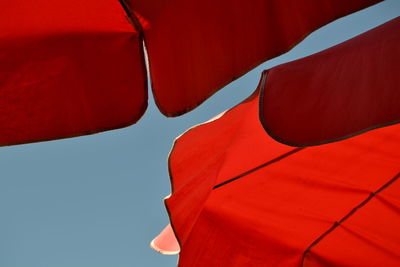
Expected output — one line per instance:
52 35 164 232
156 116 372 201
0 0 147 146
260 17 400 146
163 83 400 266
0 0 382 146
131 0 382 116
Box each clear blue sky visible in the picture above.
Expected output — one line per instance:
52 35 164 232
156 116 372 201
0 1 398 266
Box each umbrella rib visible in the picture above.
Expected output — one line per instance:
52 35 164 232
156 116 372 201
212 148 304 189
301 171 400 265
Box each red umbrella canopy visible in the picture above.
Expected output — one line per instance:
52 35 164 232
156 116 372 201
130 0 382 116
0 0 147 146
154 19 400 265
162 83 400 266
0 0 382 146
260 17 400 146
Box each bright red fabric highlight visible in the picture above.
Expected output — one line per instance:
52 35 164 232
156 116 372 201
260 17 400 146
166 81 400 266
0 0 147 146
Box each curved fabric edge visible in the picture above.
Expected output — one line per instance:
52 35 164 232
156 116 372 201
150 43 287 118
163 109 232 251
134 0 383 117
163 81 400 265
164 79 266 257
0 41 149 147
0 100 148 147
0 0 149 147
150 224 180 255
259 71 400 148
259 17 400 147
164 112 230 252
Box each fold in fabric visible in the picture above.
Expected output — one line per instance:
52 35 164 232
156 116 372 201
260 17 400 147
165 79 400 266
131 0 382 116
0 0 147 146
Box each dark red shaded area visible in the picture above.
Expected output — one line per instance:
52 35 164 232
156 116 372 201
1 1 385 146
0 0 147 146
260 17 400 147
166 85 400 266
131 0 381 116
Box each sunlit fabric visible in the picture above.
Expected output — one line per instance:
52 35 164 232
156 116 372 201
165 80 400 266
151 224 180 255
260 17 400 146
130 0 382 116
0 0 147 146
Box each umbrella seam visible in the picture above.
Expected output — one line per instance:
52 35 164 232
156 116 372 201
212 147 304 189
301 171 400 266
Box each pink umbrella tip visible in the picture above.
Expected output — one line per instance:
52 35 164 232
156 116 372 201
150 224 180 255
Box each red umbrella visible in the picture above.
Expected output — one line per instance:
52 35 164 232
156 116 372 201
260 17 400 146
1 0 381 146
1 0 147 146
130 0 382 116
152 18 400 266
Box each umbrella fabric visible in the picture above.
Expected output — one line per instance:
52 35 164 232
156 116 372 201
163 80 400 266
0 0 147 146
1 1 382 146
130 0 382 116
260 17 400 147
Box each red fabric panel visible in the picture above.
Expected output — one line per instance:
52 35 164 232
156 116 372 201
305 179 400 267
166 74 292 247
166 85 400 266
131 0 381 116
260 17 400 147
0 0 147 146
